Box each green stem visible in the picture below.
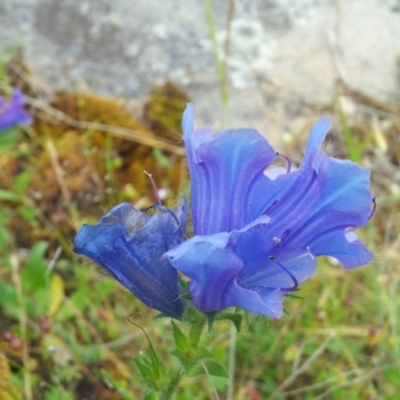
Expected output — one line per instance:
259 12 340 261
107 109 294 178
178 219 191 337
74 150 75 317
189 318 206 347
204 0 229 107
160 368 182 400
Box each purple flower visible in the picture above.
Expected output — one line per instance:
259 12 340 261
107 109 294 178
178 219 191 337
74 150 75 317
0 88 32 132
74 197 188 317
166 104 374 318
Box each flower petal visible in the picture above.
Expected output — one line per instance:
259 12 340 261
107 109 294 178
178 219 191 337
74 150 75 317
182 104 295 235
259 118 373 269
166 232 284 318
74 198 187 317
233 225 317 290
165 233 283 318
309 117 330 147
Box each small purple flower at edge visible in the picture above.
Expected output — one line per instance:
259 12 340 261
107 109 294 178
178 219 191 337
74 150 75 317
165 104 374 319
0 88 32 132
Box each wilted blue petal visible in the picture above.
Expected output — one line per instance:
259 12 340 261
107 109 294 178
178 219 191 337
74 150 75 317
0 88 32 132
74 197 188 317
182 104 296 235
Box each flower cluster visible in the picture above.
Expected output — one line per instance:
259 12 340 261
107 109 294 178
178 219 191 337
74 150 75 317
0 88 32 132
74 104 373 319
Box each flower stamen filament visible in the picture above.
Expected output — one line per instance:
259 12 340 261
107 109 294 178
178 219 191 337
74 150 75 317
275 152 292 174
368 197 376 221
144 170 162 205
269 255 298 291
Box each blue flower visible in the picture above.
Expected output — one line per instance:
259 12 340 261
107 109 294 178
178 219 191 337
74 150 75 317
74 197 188 317
0 88 32 132
166 105 374 318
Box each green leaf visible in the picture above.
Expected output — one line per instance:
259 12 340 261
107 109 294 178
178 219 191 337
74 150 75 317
170 349 189 365
0 280 18 317
171 348 197 373
26 286 49 318
211 376 229 391
204 360 229 378
286 293 304 300
217 313 242 332
283 307 290 316
43 386 75 400
134 358 153 381
194 347 214 359
148 341 163 379
0 189 23 202
13 170 31 194
171 321 189 351
21 241 48 294
57 290 87 320
188 359 229 378
143 392 159 400
153 312 181 320
96 279 116 295
133 343 166 392
0 211 11 248
152 148 170 167
18 205 38 223
0 127 19 150
175 346 221 375
134 356 160 391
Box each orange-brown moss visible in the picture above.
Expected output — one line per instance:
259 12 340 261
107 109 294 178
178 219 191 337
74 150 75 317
36 91 185 193
2 85 189 248
143 81 190 140
142 81 190 195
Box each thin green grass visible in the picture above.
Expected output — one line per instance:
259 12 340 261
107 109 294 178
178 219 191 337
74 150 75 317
204 0 229 108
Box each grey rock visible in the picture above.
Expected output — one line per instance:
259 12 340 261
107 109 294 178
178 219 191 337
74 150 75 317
0 0 399 139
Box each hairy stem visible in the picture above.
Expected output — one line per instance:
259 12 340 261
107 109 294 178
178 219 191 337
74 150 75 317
189 317 206 347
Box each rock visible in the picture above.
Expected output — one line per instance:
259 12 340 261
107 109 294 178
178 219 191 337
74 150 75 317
1 0 399 139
